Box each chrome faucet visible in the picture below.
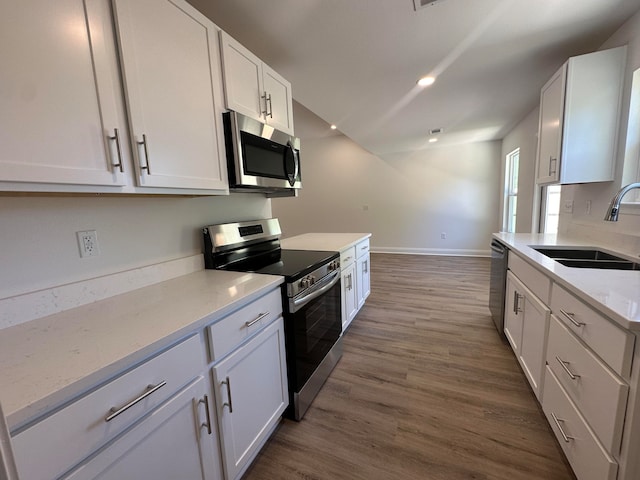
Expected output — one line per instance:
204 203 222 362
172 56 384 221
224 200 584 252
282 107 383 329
604 182 640 221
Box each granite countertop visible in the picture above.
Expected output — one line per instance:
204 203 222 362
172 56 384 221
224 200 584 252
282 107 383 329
281 233 371 252
0 269 283 431
494 232 640 331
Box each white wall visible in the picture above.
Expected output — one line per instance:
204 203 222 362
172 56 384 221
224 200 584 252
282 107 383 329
0 194 271 299
273 104 501 255
500 107 540 233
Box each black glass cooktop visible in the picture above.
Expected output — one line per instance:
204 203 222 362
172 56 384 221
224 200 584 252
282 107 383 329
253 249 338 279
221 249 338 281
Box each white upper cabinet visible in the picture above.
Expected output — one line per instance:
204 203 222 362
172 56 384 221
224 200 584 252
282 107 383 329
112 0 228 190
219 32 294 135
0 0 127 186
536 46 627 185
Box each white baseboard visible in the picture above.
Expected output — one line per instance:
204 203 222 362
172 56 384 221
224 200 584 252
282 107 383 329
371 247 490 257
0 254 204 330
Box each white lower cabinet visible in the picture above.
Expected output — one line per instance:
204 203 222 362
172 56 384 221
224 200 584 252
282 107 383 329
504 270 550 400
212 318 288 480
63 376 220 480
341 261 358 330
542 367 618 480
356 239 371 309
12 334 222 480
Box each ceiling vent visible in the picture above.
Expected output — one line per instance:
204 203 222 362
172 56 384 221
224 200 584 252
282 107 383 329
429 128 443 135
413 0 447 11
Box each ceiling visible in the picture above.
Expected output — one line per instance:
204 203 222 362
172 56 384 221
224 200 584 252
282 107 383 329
189 0 640 155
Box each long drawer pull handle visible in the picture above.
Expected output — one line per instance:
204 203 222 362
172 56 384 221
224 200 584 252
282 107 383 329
559 309 584 327
245 311 269 328
137 134 151 174
105 381 167 422
200 395 212 435
513 291 523 314
556 356 580 380
108 128 124 173
550 412 574 443
222 377 233 413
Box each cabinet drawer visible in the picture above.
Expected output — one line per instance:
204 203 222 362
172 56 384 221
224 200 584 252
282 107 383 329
547 315 628 453
355 238 370 258
340 246 356 268
12 334 204 480
542 367 618 480
508 253 551 304
551 284 634 378
208 288 282 362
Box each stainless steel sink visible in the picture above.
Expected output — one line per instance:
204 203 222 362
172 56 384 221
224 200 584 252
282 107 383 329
531 247 640 270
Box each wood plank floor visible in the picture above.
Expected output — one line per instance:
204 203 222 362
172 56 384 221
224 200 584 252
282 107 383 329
242 253 575 480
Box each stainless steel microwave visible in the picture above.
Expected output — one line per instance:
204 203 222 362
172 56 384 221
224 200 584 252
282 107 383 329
223 111 301 193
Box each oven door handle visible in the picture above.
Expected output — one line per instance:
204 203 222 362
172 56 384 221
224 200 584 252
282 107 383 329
290 270 341 313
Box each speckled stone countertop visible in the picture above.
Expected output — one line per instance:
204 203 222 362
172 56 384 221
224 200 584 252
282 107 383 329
494 232 640 331
0 270 283 431
281 233 371 252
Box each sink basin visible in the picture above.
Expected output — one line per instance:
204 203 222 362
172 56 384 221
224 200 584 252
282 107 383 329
555 259 640 270
531 247 640 270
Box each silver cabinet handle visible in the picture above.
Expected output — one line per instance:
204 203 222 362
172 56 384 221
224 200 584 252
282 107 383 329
137 134 151 174
549 156 557 176
343 256 352 263
556 356 580 380
221 377 233 413
559 309 584 327
199 395 212 435
105 381 167 422
261 92 272 118
246 311 269 328
108 128 124 173
363 260 368 274
513 291 523 314
550 412 574 443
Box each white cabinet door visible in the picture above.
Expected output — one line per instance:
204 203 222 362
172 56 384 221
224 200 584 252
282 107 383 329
219 31 264 122
342 262 358 330
213 319 288 480
219 31 294 135
519 289 550 400
504 272 523 354
356 253 371 309
63 376 221 480
504 271 550 400
536 68 564 185
113 0 227 191
262 64 294 135
0 0 127 187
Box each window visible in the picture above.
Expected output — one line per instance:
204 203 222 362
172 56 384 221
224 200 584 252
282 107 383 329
503 148 519 233
541 185 561 234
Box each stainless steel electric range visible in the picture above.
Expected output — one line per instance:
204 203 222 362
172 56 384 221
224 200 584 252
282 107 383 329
203 219 342 420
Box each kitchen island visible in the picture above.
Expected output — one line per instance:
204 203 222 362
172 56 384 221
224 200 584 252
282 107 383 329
282 233 372 330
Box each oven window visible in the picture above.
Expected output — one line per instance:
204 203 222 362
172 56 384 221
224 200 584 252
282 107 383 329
287 281 341 390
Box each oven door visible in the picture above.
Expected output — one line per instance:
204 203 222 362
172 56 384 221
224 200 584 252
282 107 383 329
286 271 342 393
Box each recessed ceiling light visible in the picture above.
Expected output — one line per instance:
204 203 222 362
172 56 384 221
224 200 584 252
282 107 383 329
428 138 438 143
330 124 337 130
417 76 436 87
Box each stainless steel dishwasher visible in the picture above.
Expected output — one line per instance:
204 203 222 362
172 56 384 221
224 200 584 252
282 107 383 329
489 239 509 339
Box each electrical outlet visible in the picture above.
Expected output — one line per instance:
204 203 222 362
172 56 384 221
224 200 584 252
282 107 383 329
586 200 592 215
441 232 447 240
77 230 100 258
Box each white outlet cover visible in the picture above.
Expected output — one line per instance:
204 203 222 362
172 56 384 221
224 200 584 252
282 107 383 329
562 200 574 214
77 230 100 258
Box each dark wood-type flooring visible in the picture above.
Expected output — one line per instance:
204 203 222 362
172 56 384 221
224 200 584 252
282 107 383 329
242 253 575 480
